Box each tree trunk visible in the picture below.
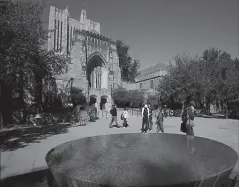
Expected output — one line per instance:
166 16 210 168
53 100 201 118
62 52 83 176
19 71 27 123
224 100 228 119
35 74 43 113
1 82 13 125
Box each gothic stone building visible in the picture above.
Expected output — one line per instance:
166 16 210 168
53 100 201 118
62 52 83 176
135 63 168 94
48 6 121 111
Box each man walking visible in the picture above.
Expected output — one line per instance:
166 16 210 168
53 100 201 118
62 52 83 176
148 104 153 131
109 104 120 128
141 104 149 133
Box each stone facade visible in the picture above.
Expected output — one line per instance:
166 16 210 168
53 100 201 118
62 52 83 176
48 6 121 111
120 63 168 95
134 63 168 94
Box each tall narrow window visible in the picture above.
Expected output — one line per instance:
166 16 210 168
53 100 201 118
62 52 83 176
82 66 86 76
109 47 112 58
82 41 86 52
60 21 62 53
57 20 60 51
54 20 56 51
98 73 100 89
99 71 101 89
70 26 72 49
96 72 98 88
150 79 153 88
67 24 69 55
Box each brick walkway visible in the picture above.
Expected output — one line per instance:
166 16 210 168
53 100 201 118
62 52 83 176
1 116 238 180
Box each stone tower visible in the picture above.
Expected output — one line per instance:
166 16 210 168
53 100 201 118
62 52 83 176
48 6 121 111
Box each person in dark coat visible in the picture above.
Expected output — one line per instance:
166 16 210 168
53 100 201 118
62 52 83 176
109 105 120 128
141 104 149 133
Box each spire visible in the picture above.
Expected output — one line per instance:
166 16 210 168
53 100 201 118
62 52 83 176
80 9 87 23
83 0 87 13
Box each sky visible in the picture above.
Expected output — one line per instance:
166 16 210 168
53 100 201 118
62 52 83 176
42 0 238 70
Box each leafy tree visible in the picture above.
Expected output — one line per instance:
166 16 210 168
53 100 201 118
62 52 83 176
112 87 131 107
116 40 140 82
128 59 140 82
0 1 70 125
113 87 144 108
158 48 238 117
70 87 87 107
129 89 145 108
147 94 160 109
159 53 201 109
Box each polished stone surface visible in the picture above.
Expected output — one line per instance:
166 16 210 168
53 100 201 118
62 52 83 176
46 133 238 187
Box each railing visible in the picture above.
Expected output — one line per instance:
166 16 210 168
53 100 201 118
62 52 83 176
98 110 109 119
98 108 142 119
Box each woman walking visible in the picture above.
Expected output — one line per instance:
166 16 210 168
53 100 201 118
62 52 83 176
181 101 195 154
155 106 164 133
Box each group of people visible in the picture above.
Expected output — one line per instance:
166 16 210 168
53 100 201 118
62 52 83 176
141 104 164 133
109 101 195 136
109 106 129 128
109 101 196 153
108 104 165 133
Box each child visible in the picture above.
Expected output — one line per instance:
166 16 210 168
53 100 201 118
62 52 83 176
155 107 164 133
121 108 129 128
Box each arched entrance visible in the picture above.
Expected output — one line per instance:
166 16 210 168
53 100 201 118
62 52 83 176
86 52 108 89
100 95 108 110
89 95 97 106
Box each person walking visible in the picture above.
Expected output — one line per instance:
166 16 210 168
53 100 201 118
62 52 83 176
109 105 120 128
148 104 153 131
121 108 129 128
155 106 164 133
181 101 195 154
141 104 150 133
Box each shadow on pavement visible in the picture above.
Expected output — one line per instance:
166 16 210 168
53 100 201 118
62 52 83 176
0 169 55 187
0 123 72 152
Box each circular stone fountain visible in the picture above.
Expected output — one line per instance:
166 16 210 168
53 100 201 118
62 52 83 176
45 133 238 187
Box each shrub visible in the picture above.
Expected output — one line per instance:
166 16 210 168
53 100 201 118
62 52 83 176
147 95 160 109
70 87 87 107
113 87 144 108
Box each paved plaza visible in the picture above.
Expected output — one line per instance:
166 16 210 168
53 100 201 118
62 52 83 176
1 115 238 180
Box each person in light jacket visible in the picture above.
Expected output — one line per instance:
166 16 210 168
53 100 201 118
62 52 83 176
121 108 129 128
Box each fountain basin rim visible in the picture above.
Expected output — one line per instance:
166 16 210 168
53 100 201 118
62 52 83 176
45 133 238 186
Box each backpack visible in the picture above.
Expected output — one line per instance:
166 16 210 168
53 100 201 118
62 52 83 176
188 108 195 121
110 109 113 115
121 112 124 120
182 108 188 123
143 107 149 118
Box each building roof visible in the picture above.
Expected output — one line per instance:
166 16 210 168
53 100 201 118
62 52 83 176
138 63 168 77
